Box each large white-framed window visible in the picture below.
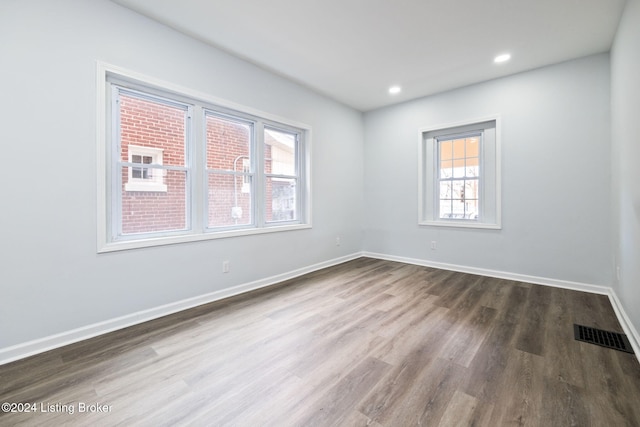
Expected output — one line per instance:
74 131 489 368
419 116 501 229
97 63 311 252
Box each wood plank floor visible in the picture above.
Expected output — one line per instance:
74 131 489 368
2 258 640 426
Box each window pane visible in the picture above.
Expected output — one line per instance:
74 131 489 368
120 169 187 234
465 179 479 200
439 181 452 199
451 199 465 218
439 200 453 218
440 160 453 178
452 180 465 200
465 199 479 219
119 94 186 167
265 128 296 176
453 159 466 178
440 140 453 160
453 138 465 158
206 114 251 171
466 163 479 178
266 177 297 222
208 173 252 227
466 137 479 157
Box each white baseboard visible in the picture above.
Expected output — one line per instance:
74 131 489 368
0 253 362 366
607 290 640 358
363 251 611 294
364 251 640 362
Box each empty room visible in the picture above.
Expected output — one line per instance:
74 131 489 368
1 0 640 425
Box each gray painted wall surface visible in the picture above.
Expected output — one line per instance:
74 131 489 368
363 54 612 286
0 0 364 349
611 0 640 335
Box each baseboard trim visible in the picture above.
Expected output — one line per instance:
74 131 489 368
607 290 640 358
0 252 362 366
363 251 610 295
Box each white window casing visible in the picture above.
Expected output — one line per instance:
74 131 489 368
419 116 501 229
96 62 312 252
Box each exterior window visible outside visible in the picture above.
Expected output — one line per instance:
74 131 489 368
100 65 311 251
124 145 167 193
419 117 500 229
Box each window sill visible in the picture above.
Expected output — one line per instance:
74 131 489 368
98 223 312 253
419 220 501 230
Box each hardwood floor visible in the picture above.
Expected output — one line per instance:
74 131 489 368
2 258 640 426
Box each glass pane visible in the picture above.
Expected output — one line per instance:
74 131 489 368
206 114 251 171
453 138 465 159
265 128 296 176
465 199 479 219
440 160 453 178
439 200 453 218
466 137 479 157
119 94 186 167
439 181 452 199
266 177 297 222
466 163 479 178
453 159 466 178
120 169 187 235
452 180 465 201
465 179 479 200
440 140 453 160
451 199 465 218
208 173 252 228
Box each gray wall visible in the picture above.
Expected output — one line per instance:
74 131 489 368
611 0 640 334
0 0 364 349
363 54 612 286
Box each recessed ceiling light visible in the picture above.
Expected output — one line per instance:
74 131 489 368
388 85 401 95
494 53 511 63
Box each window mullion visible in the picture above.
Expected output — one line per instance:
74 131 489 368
255 121 265 228
188 105 202 234
112 86 123 240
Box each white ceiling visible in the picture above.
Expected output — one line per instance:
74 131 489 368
112 0 627 111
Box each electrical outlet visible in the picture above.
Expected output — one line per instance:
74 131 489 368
222 260 230 273
431 241 437 250
336 237 341 246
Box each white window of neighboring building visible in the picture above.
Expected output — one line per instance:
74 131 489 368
419 117 501 229
124 145 167 192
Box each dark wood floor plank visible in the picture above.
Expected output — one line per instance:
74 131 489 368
2 257 640 427
513 283 552 356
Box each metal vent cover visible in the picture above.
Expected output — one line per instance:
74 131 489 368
574 324 634 354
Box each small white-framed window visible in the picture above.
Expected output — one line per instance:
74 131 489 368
419 116 501 229
124 145 167 192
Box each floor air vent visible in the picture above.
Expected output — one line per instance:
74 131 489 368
574 324 634 354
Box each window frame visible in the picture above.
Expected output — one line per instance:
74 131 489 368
97 62 312 253
418 116 501 229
